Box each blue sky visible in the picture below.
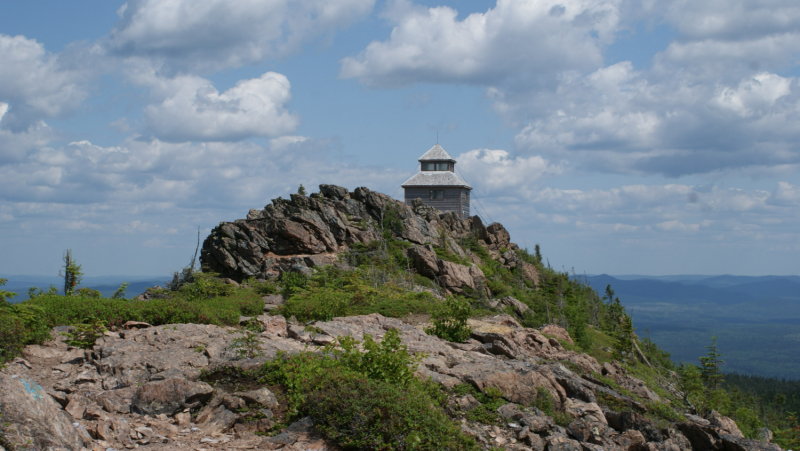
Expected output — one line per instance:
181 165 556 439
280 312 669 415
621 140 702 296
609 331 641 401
1 0 799 277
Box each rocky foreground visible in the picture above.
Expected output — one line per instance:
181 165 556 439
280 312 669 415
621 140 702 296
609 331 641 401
0 310 780 451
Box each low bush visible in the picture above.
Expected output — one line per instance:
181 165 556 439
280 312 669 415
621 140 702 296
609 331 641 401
0 303 51 364
279 266 437 323
24 290 262 330
63 318 107 349
425 296 472 343
307 372 473 450
260 329 474 450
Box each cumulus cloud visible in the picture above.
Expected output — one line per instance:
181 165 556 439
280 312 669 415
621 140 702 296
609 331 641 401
0 34 89 127
143 72 299 142
340 0 621 86
340 0 800 178
659 0 800 41
512 65 800 176
456 149 562 197
109 0 375 71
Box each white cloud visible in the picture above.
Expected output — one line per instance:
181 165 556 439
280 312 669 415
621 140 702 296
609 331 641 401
339 1 800 178
456 149 562 197
109 0 375 71
712 72 792 117
340 0 621 86
660 0 800 41
143 72 299 142
0 34 88 126
774 181 800 203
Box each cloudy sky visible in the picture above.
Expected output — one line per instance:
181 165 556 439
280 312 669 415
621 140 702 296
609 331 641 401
1 0 799 277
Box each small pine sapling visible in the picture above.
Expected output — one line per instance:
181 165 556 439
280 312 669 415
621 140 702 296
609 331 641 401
63 318 107 349
230 329 264 359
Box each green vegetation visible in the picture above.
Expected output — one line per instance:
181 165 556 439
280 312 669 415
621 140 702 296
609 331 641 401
0 278 16 304
1 227 797 448
259 329 476 450
230 329 265 358
278 241 438 322
62 318 107 349
425 296 472 342
60 249 83 296
0 274 265 365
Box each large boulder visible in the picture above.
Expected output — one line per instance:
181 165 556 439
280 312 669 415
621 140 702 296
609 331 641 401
407 244 486 294
201 184 520 281
0 373 87 450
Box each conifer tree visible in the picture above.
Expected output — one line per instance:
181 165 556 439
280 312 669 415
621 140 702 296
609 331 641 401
612 315 635 364
700 336 725 391
298 184 307 196
60 250 83 296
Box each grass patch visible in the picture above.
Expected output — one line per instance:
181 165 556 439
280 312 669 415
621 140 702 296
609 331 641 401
278 265 438 323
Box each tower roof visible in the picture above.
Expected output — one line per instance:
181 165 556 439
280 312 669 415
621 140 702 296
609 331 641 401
418 144 455 162
401 171 472 189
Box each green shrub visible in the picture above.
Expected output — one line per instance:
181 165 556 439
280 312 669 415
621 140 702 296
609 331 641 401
533 387 555 416
0 304 51 364
0 278 16 304
425 296 472 343
282 287 351 322
281 272 308 297
0 313 26 364
75 287 102 298
230 329 264 359
280 266 436 322
63 318 107 349
26 290 262 330
259 329 473 450
307 371 474 450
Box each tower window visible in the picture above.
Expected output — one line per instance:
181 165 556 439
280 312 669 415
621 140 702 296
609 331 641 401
422 162 435 171
430 190 444 200
436 162 449 171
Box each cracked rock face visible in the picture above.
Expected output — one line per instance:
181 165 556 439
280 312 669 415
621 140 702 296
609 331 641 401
0 312 770 451
199 184 538 293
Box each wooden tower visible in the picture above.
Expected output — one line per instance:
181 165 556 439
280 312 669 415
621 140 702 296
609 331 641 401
401 144 472 219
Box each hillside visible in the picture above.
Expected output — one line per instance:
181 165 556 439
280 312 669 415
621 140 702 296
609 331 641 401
0 184 796 451
582 275 800 378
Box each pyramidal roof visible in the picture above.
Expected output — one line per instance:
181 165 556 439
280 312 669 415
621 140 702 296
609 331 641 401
418 144 455 162
401 171 472 189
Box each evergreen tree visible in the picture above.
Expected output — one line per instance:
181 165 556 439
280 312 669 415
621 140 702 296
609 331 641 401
612 315 635 364
298 184 307 196
700 336 725 391
534 244 542 263
60 250 83 296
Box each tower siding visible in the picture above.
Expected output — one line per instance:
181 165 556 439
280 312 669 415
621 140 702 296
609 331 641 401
404 187 468 219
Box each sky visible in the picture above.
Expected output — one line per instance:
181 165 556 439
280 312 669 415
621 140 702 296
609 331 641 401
0 0 799 277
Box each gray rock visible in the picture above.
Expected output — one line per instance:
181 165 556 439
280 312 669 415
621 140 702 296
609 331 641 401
131 378 214 416
0 373 87 450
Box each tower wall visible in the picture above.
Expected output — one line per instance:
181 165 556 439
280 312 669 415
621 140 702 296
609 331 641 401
404 187 471 220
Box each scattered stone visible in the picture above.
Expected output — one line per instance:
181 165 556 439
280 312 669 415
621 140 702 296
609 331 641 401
131 378 214 416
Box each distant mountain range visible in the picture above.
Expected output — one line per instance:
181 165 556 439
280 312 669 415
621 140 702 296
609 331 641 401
0 274 169 299
579 274 800 379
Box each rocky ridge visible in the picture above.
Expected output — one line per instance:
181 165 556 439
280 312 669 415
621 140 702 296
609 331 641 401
200 184 539 294
0 313 781 451
1 185 783 451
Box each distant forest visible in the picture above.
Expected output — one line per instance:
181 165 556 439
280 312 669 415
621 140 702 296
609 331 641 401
725 373 800 424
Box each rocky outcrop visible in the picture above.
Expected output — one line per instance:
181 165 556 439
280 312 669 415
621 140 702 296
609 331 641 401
1 311 768 451
200 185 537 293
0 372 88 450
